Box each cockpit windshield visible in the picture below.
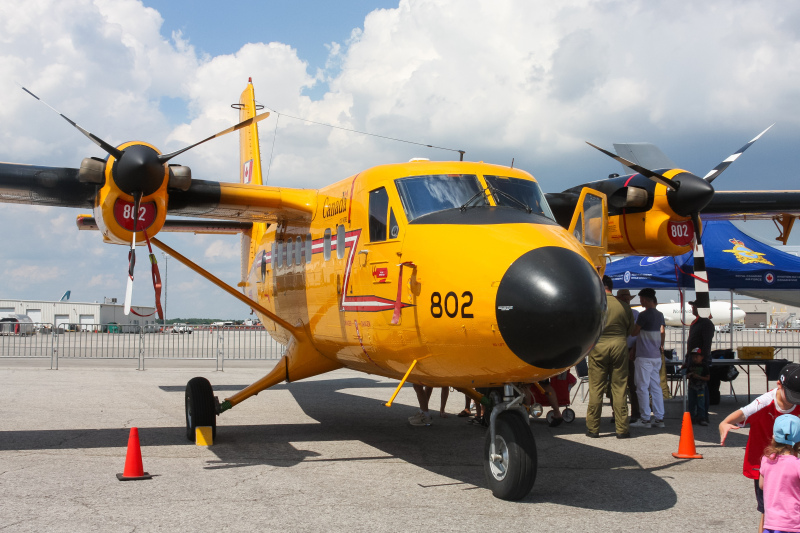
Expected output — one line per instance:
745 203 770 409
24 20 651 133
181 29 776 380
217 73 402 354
395 174 486 221
484 175 555 220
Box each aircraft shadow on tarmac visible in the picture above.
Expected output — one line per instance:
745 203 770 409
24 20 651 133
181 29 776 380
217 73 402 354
1 376 687 510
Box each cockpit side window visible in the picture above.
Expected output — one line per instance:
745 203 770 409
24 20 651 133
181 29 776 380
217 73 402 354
394 174 484 222
369 187 389 242
484 175 555 220
388 209 399 239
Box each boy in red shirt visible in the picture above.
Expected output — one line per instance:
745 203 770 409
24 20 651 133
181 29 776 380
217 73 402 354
719 363 800 532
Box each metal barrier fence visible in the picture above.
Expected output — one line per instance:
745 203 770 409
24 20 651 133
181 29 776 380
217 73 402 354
665 327 800 363
0 323 286 369
4 322 797 368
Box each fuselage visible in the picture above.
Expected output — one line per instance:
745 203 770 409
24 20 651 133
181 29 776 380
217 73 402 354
244 161 607 387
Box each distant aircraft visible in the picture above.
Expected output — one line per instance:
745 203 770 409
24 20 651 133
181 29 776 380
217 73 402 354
632 301 745 327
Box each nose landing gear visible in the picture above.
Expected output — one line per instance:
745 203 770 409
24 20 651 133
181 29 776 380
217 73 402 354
483 385 538 500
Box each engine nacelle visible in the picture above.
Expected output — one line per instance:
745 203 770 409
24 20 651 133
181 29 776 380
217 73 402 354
93 141 169 245
608 182 697 256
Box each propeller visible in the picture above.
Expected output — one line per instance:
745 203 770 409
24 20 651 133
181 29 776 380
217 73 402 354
20 85 270 314
20 85 269 197
587 126 772 318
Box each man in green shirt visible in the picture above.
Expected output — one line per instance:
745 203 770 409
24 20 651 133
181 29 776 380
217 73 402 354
586 276 635 438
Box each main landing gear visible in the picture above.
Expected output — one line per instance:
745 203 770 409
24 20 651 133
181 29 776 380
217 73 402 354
483 384 538 500
185 377 218 442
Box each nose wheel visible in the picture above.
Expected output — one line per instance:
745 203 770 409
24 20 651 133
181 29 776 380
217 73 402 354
185 377 217 442
484 410 537 500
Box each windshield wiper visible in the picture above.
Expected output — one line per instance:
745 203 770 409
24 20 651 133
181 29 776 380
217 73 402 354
459 188 488 211
487 185 532 213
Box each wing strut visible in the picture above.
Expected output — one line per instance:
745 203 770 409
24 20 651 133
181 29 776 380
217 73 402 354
149 237 301 337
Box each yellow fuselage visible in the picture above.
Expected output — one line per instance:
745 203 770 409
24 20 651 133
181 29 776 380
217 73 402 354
244 161 606 388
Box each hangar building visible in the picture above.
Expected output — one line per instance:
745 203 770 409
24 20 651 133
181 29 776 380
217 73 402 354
0 297 157 331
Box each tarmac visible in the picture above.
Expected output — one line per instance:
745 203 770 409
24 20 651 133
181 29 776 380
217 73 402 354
0 358 769 532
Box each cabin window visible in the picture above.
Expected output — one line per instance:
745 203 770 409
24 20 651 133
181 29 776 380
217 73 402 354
306 233 312 264
324 229 331 261
336 224 346 259
275 241 282 269
282 241 288 268
270 243 275 270
297 235 304 264
287 238 294 266
483 175 555 220
369 187 389 242
394 174 484 221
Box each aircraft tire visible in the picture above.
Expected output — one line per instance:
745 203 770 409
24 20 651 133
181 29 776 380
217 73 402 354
185 377 216 442
484 411 537 500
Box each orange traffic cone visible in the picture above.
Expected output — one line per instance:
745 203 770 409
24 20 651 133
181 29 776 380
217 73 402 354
116 427 153 481
672 412 703 459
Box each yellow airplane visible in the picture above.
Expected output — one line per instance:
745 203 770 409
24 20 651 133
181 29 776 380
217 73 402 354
0 80 783 500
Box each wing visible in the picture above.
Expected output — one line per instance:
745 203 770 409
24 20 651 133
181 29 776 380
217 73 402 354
700 191 800 220
0 161 317 236
0 162 95 208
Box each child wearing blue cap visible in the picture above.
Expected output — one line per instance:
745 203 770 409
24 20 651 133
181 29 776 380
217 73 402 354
759 414 800 533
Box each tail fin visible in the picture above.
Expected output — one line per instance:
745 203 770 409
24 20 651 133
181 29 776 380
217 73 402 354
237 79 268 283
60 290 71 302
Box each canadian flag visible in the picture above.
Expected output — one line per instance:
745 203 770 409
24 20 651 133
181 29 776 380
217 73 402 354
243 159 254 184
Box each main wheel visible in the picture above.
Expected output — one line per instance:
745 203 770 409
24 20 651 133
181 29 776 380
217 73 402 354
185 377 217 442
484 411 537 500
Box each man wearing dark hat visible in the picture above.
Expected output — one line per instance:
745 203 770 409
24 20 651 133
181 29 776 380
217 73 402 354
686 299 716 408
630 287 666 428
585 276 634 438
687 300 715 363
720 363 800 532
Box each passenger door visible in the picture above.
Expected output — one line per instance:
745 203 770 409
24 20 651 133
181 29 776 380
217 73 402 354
568 188 608 274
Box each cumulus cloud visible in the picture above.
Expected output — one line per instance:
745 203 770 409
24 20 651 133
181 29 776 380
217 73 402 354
1 0 799 317
203 239 239 262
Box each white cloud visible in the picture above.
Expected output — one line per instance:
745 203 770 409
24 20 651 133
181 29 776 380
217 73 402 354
3 265 60 284
203 239 239 262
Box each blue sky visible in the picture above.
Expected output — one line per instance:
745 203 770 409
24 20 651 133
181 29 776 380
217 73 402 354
1 0 800 319
145 1 396 70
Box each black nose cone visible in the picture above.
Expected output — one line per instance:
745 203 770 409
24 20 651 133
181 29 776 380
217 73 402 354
496 247 606 369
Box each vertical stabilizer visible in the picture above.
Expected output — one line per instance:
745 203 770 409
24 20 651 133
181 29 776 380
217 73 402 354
237 79 267 283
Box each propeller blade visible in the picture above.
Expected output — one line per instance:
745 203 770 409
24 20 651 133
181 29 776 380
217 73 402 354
18 85 124 160
690 213 711 319
586 142 679 192
703 124 774 183
157 112 270 164
123 193 142 316
124 271 134 316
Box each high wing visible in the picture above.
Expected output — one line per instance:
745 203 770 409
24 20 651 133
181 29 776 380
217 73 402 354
547 131 796 236
0 161 316 224
701 191 800 220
